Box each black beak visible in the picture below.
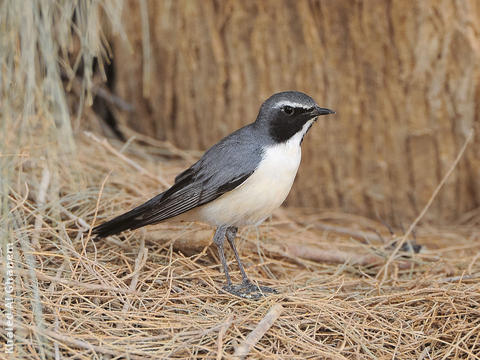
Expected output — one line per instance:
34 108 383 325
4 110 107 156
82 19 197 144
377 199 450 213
311 105 335 116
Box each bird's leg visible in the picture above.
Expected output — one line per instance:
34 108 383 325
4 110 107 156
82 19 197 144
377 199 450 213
212 226 232 287
225 226 249 284
223 226 278 299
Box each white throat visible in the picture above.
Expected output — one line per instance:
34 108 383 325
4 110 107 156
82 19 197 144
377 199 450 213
263 119 314 182
286 119 315 147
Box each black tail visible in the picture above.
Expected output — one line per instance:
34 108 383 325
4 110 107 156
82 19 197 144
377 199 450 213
90 194 163 238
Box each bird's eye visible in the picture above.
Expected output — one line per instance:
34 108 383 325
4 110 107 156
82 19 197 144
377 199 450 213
282 106 294 116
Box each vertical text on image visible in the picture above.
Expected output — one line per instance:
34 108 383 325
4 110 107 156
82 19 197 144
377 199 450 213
4 243 15 354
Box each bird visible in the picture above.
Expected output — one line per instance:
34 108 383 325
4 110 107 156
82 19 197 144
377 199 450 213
91 91 335 299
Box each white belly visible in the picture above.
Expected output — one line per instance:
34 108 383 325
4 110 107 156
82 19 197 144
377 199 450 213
191 121 312 226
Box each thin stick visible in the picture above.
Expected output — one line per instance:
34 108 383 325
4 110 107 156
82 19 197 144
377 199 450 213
0 319 147 359
417 346 431 360
216 314 234 360
120 238 148 282
139 0 152 98
315 222 381 242
467 252 480 274
118 124 197 162
25 268 139 294
438 273 479 283
8 181 29 213
93 85 134 112
32 167 51 248
15 213 48 359
378 129 474 283
234 304 284 359
84 131 170 188
58 204 89 230
284 244 413 270
122 237 147 313
83 170 111 254
70 76 134 112
54 315 60 360
47 261 67 293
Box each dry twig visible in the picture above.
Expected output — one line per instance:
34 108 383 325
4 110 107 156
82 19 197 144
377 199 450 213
5 125 479 359
84 131 170 188
234 304 284 358
216 314 234 360
32 167 50 248
379 129 475 283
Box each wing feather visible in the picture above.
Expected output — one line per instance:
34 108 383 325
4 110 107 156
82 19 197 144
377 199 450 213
136 172 252 224
91 124 265 238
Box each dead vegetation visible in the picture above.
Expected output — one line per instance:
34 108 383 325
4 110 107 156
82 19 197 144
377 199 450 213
1 131 479 359
1 1 480 359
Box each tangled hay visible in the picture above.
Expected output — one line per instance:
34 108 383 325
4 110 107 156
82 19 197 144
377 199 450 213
1 1 480 359
2 131 480 359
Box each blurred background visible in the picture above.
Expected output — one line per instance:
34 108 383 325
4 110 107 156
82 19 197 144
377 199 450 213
2 1 480 358
2 0 479 226
107 0 480 225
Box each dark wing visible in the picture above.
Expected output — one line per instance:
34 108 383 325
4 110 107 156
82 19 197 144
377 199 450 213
174 164 195 184
91 126 264 238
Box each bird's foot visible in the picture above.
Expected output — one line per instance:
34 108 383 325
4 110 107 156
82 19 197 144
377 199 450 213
222 280 278 300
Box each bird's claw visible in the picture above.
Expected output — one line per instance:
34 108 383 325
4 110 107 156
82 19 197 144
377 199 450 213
221 280 278 300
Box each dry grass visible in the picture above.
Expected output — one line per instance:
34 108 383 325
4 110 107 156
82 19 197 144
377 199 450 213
1 1 480 359
2 132 480 359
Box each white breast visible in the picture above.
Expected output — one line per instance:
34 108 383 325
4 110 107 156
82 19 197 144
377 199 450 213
192 120 313 227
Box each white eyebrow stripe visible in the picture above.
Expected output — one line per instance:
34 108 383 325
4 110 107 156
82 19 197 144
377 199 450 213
275 101 312 110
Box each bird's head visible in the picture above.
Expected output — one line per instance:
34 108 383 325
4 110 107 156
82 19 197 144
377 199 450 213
255 91 335 143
